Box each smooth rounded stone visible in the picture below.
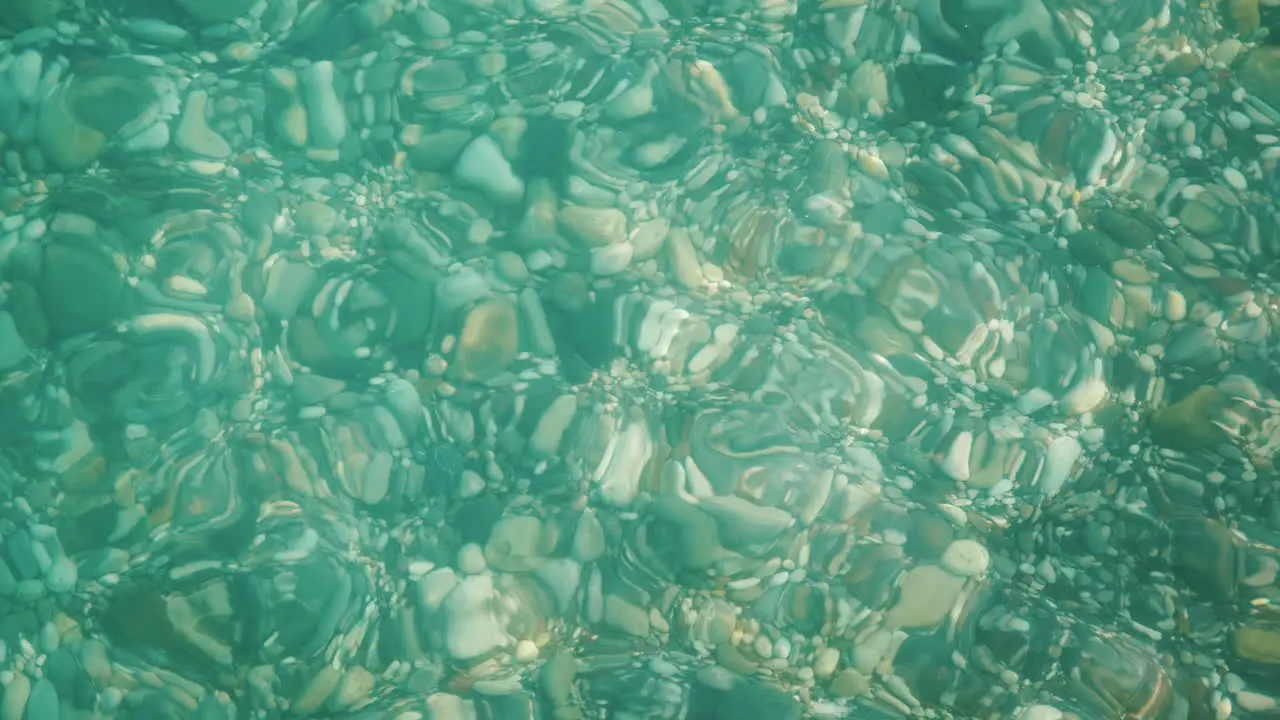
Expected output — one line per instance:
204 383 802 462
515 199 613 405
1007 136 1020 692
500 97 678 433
812 648 840 678
828 669 871 698
604 594 650 636
752 634 772 659
1037 435 1082 499
715 643 758 676
0 312 31 371
1238 691 1280 713
558 205 627 247
175 0 255 23
261 258 318 319
1237 46 1280 112
276 102 308 147
123 17 190 45
300 61 348 150
76 548 130 580
514 639 539 664
0 561 16 596
665 227 705 290
572 509 605 563
630 218 669 259
488 117 525 158
458 543 487 575
605 75 654 120
808 139 850 195
37 86 106 171
453 296 519 382
410 130 473 171
493 251 528 284
406 60 468 94
466 218 494 246
79 639 111 684
0 0 60 29
293 667 342 715
940 539 990 577
174 90 231 159
698 495 796 549
68 60 172 140
122 120 172 152
3 283 47 350
332 666 376 711
44 556 76 593
455 135 525 204
533 558 582 615
1164 327 1223 369
436 266 491 314
292 374 346 405
1017 705 1066 720
690 675 802 720
590 241 634 275
7 530 41 580
296 200 339 236
884 565 966 630
1158 107 1186 130
633 136 686 168
1178 200 1226 236
1150 386 1228 450
484 515 545 572
529 393 577 456
9 50 42 104
441 574 511 661
416 567 460 612
426 693 472 720
40 244 137 339
1234 622 1280 663
0 673 30 720
457 469 487 498
539 649 578 707
649 496 729 572
1068 229 1123 267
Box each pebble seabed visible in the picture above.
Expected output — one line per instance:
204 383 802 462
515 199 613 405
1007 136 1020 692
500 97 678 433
8 0 1280 718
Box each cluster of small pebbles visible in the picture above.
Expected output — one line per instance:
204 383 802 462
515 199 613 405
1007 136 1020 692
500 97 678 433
5 0 1280 717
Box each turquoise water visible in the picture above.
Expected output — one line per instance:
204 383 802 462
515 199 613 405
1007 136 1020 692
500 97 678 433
0 0 1278 718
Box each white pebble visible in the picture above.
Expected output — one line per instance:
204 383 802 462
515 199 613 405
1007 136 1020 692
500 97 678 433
514 639 539 663
753 634 773 659
458 470 486 499
1159 108 1185 130
457 543 487 575
774 636 792 661
941 539 990 578
813 648 840 678
1223 166 1248 192
1100 31 1119 54
1017 704 1065 720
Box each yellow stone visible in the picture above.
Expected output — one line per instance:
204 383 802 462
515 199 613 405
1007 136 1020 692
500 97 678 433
1225 0 1261 36
454 296 519 382
1235 622 1280 664
1150 386 1229 450
884 565 966 630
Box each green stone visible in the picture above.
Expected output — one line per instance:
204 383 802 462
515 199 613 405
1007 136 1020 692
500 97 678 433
1096 208 1157 249
295 200 339 236
0 0 63 28
1150 386 1229 450
1068 229 1123 267
67 65 160 136
175 0 256 23
37 88 106 171
1237 46 1280 111
39 242 135 337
